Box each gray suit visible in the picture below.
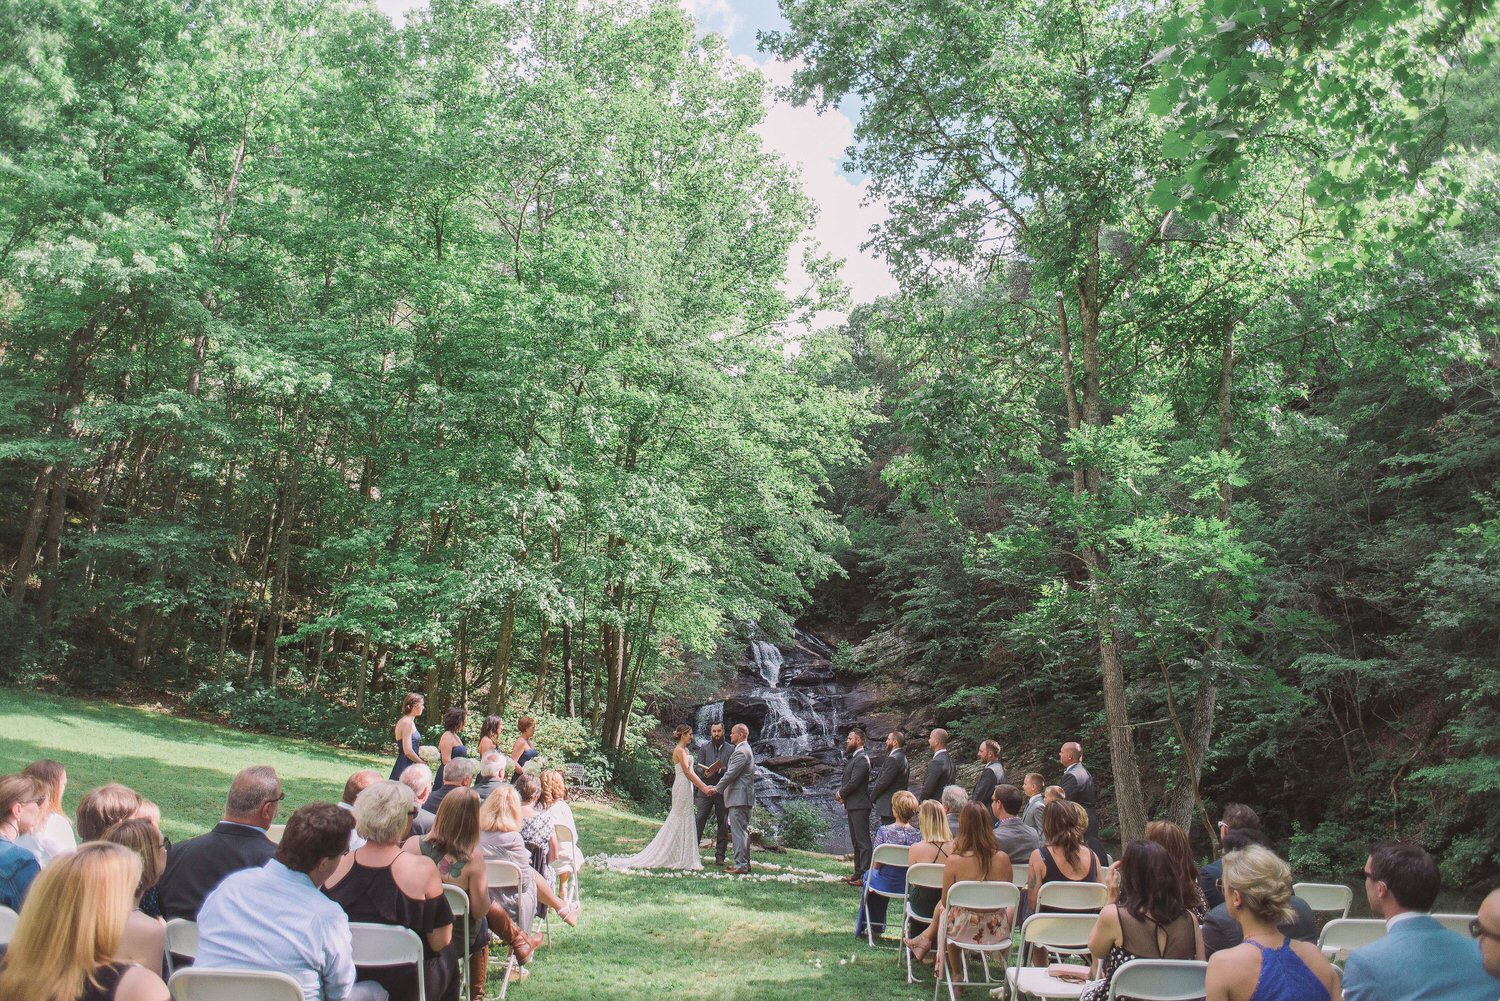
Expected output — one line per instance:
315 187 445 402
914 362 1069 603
992 817 1040 868
920 749 955 803
719 741 756 869
870 749 908 824
840 748 873 876
1021 793 1045 833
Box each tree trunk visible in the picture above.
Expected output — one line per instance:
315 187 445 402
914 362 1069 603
528 616 550 712
561 621 575 717
8 467 53 606
36 460 70 627
488 597 517 714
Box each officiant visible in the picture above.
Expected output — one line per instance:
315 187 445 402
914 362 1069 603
694 721 734 867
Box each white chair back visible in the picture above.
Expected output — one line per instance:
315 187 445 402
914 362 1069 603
554 822 577 845
444 885 471 990
164 917 199 977
350 923 427 1001
0 905 18 946
1293 881 1353 919
1318 917 1386 958
485 857 524 889
1006 913 1098 1001
871 842 912 868
1107 959 1209 1000
1432 913 1477 936
168 969 303 1001
1036 880 1109 912
946 879 1020 911
266 824 286 845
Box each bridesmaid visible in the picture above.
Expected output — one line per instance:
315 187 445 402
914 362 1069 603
436 707 468 786
390 692 426 781
509 717 538 783
476 716 505 776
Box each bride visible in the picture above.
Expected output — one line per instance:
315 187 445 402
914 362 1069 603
604 724 716 870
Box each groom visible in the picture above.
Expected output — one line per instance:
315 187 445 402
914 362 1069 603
719 722 756 874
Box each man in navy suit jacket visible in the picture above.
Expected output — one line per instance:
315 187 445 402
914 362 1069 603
158 766 281 921
1342 842 1500 1001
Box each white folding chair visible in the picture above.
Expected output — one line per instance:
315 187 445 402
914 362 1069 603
903 862 946 983
1293 882 1353 920
1432 913 1478 936
934 880 1019 1001
168 968 303 1001
862 842 911 949
1006 912 1097 1000
350 923 427 1001
1107 958 1209 1000
0 904 18 945
485 859 526 999
266 824 286 845
443 884 471 994
554 821 581 906
164 917 199 977
1035 880 1109 913
1318 918 1386 963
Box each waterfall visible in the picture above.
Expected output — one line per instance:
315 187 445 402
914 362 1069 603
695 701 723 732
750 640 783 688
759 689 810 756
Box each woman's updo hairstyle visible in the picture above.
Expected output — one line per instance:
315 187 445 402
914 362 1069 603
1222 844 1297 925
401 692 424 715
674 724 694 741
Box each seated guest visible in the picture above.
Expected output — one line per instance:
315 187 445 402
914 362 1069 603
129 800 165 919
990 783 1040 868
403 789 491 1000
0 774 44 911
340 770 382 851
76 783 143 842
514 774 558 892
99 819 168 976
478 785 573 952
423 758 476 818
399 764 437 837
1026 800 1101 913
1044 784 1065 805
1147 819 1209 918
323 781 456 1001
197 803 385 1001
1202 803 1261 909
157 766 280 920
539 769 579 896
1477 887 1500 979
902 800 954 940
903 801 1014 975
1080 840 1203 1001
1343 841 1500 1001
1201 830 1317 955
473 755 504 802
855 789 921 940
1205 845 1338 1001
1021 773 1046 833
941 785 968 839
0 841 170 1001
17 760 75 865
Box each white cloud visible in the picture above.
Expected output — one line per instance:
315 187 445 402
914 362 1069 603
679 0 740 38
741 56 896 333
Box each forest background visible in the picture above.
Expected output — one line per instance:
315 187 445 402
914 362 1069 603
1 0 1496 894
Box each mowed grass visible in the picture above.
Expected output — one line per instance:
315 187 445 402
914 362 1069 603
0 690 938 1001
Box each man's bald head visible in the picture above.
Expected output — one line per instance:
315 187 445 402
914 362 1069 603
731 723 749 743
1060 742 1082 765
342 769 381 806
929 728 948 750
224 766 281 828
1478 887 1500 979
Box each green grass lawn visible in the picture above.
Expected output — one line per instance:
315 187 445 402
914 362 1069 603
0 689 943 1000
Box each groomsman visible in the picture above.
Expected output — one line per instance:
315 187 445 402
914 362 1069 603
919 728 955 803
971 739 1005 808
835 728 872 885
870 731 909 826
694 722 733 866
1059 741 1104 861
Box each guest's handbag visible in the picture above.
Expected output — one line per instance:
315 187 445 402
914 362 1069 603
1045 963 1091 983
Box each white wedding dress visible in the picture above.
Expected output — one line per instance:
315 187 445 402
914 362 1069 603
604 752 703 871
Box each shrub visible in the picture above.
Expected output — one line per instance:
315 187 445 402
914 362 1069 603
184 681 375 749
611 744 672 817
776 801 830 851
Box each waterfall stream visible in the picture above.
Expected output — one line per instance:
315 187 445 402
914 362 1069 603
693 626 865 853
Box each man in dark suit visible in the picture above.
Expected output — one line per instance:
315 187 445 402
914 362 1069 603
835 728 872 885
919 728 955 803
694 722 733 866
1200 829 1317 955
971 739 1005 808
1200 802 1261 909
158 765 282 920
421 756 475 816
869 730 909 826
1058 741 1104 860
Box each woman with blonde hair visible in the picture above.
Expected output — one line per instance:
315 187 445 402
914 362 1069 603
18 760 75 864
99 819 168 976
855 789 922 940
0 841 169 1001
75 784 142 842
404 789 490 1001
540 769 580 895
0 773 44 910
1205 846 1339 1001
902 799 954 939
905 802 1015 972
1026 798 1100 912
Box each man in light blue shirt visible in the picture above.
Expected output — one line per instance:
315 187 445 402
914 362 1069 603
1343 841 1500 1001
196 803 386 1001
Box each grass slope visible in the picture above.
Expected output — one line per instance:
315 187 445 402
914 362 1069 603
0 690 939 1000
